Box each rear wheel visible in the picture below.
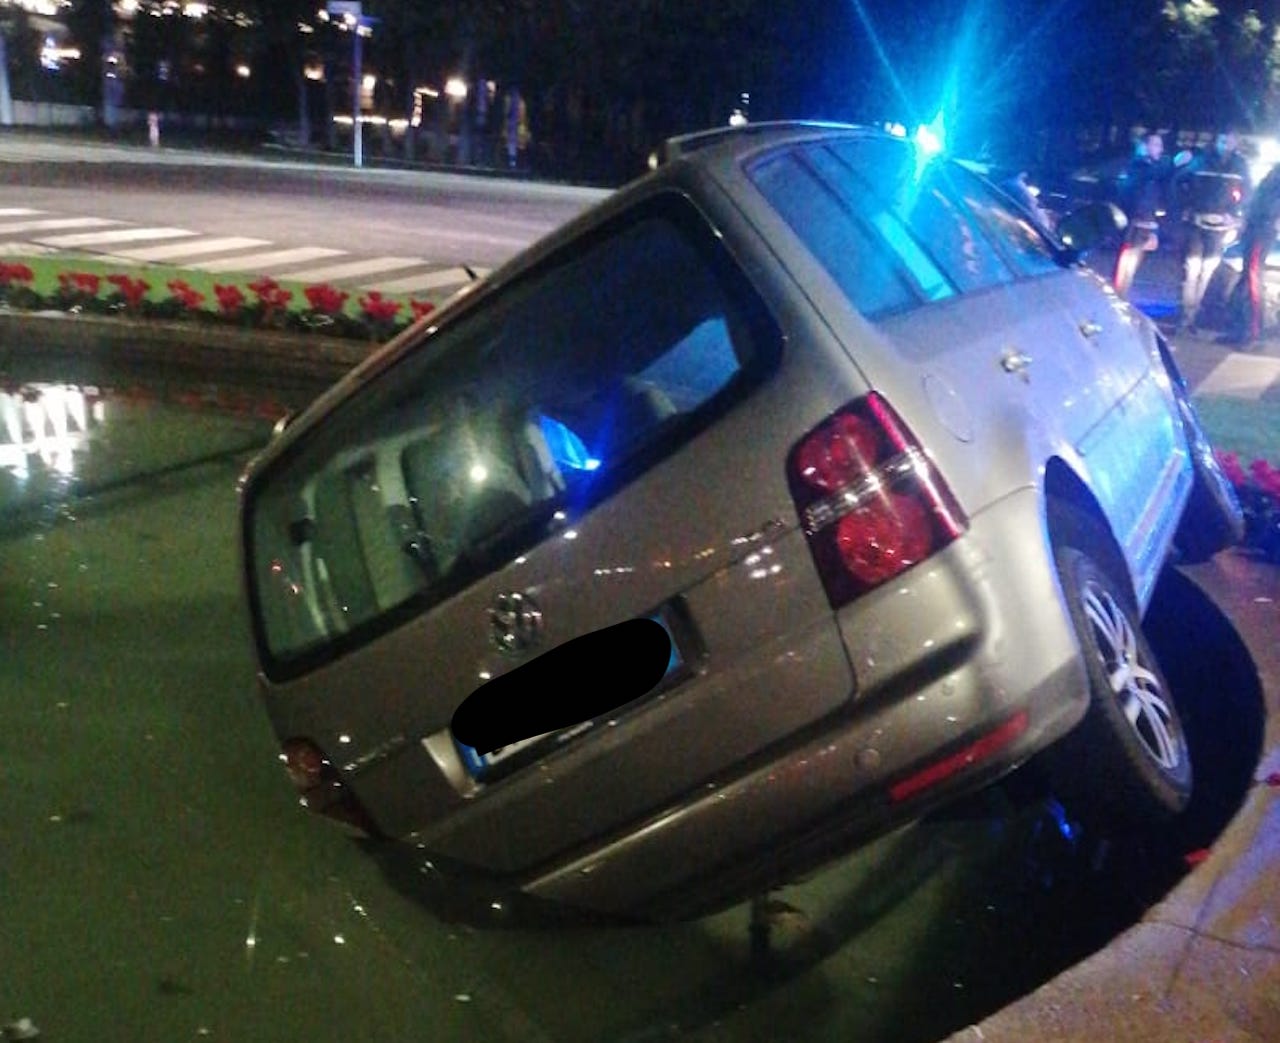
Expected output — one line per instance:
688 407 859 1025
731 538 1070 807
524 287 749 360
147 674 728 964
1045 528 1192 830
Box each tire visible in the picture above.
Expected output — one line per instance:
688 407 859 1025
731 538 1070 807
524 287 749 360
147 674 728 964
1045 536 1193 830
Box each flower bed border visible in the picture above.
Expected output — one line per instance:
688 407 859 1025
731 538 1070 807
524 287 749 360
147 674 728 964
0 264 437 344
0 309 375 387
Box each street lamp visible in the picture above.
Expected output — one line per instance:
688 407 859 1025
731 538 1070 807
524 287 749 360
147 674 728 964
325 0 378 168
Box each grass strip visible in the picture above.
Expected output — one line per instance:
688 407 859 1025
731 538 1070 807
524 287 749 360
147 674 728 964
1193 393 1280 466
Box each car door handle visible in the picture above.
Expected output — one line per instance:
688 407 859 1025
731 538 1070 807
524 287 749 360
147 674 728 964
1078 319 1104 339
1000 349 1033 376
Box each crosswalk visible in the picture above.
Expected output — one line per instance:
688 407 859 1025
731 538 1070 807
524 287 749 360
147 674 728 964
0 207 489 297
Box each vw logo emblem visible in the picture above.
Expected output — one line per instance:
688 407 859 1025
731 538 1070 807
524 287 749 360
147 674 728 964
489 591 544 654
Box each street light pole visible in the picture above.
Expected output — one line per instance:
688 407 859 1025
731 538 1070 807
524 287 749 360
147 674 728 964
326 0 373 169
352 22 362 168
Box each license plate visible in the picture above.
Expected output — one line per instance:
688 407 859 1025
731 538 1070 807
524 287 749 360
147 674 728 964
457 612 685 779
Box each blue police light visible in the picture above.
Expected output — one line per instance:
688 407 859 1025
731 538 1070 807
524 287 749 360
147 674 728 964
914 111 946 157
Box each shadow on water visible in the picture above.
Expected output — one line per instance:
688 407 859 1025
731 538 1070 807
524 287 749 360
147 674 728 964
365 563 1267 1043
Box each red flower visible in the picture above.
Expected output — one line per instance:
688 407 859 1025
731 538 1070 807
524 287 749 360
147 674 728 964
0 262 34 285
359 290 402 324
304 283 350 315
1217 451 1247 487
409 298 436 321
248 275 292 312
1249 458 1280 499
247 276 279 295
58 271 102 297
214 283 247 315
166 279 205 310
106 273 150 309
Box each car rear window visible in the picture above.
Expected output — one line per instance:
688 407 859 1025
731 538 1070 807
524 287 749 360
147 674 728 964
243 194 779 676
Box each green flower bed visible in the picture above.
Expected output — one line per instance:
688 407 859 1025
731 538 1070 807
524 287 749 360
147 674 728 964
0 257 444 343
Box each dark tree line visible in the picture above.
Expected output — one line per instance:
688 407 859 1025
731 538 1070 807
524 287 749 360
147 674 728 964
31 0 1280 179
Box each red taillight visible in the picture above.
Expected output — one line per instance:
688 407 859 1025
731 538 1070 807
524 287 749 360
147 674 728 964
279 738 382 837
788 393 966 607
282 738 328 791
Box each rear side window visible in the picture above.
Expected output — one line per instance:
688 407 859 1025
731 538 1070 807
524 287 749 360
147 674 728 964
947 166 1062 277
820 141 1013 293
749 151 941 317
244 194 779 675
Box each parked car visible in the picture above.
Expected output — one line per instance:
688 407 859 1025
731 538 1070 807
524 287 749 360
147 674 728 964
237 122 1242 922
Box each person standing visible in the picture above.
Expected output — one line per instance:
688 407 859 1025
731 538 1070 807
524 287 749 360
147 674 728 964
1174 130 1251 332
1223 162 1280 345
1112 132 1175 298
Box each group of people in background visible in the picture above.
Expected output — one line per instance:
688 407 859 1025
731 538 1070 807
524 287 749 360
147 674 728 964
1110 128 1280 347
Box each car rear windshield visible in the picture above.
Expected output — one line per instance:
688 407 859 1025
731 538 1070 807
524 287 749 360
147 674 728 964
243 193 779 677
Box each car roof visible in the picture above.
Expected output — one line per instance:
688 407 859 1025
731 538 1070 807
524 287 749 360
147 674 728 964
652 120 897 168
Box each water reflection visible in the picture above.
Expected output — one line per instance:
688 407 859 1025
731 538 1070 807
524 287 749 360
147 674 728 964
0 382 102 482
0 378 278 527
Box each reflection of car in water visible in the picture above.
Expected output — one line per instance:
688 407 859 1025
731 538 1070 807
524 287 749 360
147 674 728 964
237 122 1243 923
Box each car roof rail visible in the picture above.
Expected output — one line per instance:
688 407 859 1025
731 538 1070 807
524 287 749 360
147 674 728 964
650 120 867 168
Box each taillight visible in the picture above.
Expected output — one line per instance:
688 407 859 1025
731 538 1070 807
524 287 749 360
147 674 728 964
279 738 382 837
788 393 966 607
281 737 328 791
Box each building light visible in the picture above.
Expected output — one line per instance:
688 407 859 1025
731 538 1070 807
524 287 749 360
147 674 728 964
40 41 82 72
183 1 207 17
362 74 376 91
332 114 395 126
236 64 251 79
445 77 468 101
11 1 69 16
304 64 324 81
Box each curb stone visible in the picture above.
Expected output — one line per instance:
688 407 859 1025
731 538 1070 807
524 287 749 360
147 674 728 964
0 309 377 387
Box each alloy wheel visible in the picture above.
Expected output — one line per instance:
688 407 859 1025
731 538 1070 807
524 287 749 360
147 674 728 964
1082 580 1187 773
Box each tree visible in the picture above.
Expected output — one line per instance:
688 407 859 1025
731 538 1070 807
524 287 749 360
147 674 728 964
65 0 114 122
247 0 320 144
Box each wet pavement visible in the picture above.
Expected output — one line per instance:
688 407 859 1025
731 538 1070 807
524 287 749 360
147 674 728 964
0 362 1274 1042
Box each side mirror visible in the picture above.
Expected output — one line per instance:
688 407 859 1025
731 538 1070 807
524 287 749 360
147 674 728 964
1056 201 1126 258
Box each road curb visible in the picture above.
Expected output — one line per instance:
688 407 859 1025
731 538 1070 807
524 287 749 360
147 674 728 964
0 309 376 386
943 559 1280 1043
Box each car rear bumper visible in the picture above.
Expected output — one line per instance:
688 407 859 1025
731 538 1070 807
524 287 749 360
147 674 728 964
513 488 1092 919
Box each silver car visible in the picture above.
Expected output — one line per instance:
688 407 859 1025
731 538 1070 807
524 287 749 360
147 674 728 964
237 122 1242 921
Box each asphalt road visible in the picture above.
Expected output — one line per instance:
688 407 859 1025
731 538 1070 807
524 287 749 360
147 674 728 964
0 131 607 269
